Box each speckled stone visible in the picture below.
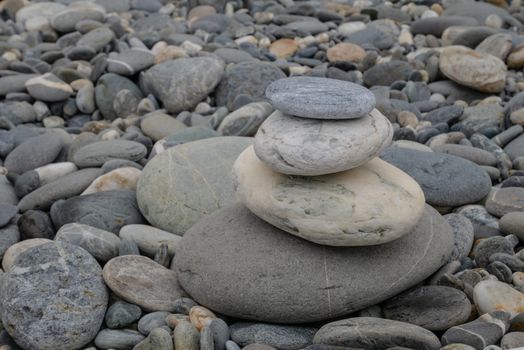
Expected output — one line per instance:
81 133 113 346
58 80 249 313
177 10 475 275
0 242 108 350
265 77 375 120
233 146 425 246
253 109 392 176
230 323 316 350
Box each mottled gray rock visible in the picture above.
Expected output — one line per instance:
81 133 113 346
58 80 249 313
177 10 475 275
216 61 286 110
175 203 453 323
105 301 142 329
137 137 251 235
380 147 491 207
73 140 147 168
486 187 524 217
253 109 392 176
50 190 144 233
95 73 143 121
107 49 155 76
444 213 475 262
103 255 185 312
473 236 514 267
18 168 101 211
313 317 441 350
218 102 274 137
140 57 224 114
5 133 63 174
0 242 108 350
441 311 510 349
265 77 376 120
18 209 54 240
134 328 174 350
230 323 316 350
175 321 200 350
55 223 120 262
95 329 145 350
138 311 170 335
0 225 20 259
383 286 471 331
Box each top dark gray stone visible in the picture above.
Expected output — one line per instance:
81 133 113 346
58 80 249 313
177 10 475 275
265 77 376 120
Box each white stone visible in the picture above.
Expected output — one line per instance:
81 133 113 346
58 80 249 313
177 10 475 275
35 162 78 186
473 280 524 318
254 109 393 176
233 146 426 246
82 167 142 195
119 224 181 257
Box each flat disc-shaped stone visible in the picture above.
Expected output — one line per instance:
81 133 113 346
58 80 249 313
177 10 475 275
175 203 453 323
254 109 393 176
265 77 376 119
233 146 425 246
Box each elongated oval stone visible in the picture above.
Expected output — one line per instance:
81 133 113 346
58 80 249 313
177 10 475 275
265 77 376 119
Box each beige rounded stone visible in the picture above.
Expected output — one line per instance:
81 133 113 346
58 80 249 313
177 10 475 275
508 45 524 69
2 238 52 271
473 280 524 318
326 43 366 63
269 39 298 58
81 167 142 195
189 306 216 331
103 255 185 312
233 146 425 246
166 314 190 328
439 45 507 93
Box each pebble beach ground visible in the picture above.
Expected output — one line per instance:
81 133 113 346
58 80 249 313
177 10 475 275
2 0 524 349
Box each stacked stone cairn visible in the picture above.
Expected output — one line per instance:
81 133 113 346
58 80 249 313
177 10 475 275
175 76 454 324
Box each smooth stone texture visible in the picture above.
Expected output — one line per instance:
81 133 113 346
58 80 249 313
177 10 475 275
103 255 185 312
500 212 524 241
140 57 224 114
175 321 200 350
0 242 108 350
0 175 18 205
107 49 155 76
55 223 120 262
25 73 73 102
51 3 105 32
105 301 142 329
4 133 63 174
432 144 497 166
383 286 471 331
141 111 187 141
2 238 52 271
35 162 78 186
73 140 147 168
444 213 475 262
77 26 115 52
363 61 412 87
486 187 524 217
265 77 376 120
95 329 145 350
313 317 441 350
138 311 170 335
137 137 252 235
95 73 143 121
215 61 286 111
119 224 181 257
234 146 425 246
175 203 453 323
0 204 17 227
0 225 20 260
441 311 510 350
50 190 144 233
253 109 392 176
230 323 316 350
474 280 524 318
218 102 274 137
17 168 101 211
134 328 173 350
82 167 141 195
439 46 507 93
505 134 524 160
501 332 524 350
380 147 491 207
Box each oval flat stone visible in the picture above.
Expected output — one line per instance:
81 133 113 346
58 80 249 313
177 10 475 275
473 280 524 318
253 109 392 176
313 317 441 350
55 223 120 262
5 133 63 175
175 203 453 323
383 286 471 331
439 45 507 93
103 255 185 312
233 146 425 246
25 73 73 102
485 187 524 217
380 147 491 207
73 139 147 168
0 242 108 350
82 167 142 195
265 77 375 119
137 137 252 235
50 190 144 233
230 323 317 350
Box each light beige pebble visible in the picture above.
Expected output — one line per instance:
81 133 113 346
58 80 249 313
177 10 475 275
82 167 142 195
